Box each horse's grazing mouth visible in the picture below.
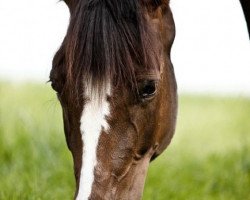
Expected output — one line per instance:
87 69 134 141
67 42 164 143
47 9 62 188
50 0 177 199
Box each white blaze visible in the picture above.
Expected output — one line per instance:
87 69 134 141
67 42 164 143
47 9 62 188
76 84 110 200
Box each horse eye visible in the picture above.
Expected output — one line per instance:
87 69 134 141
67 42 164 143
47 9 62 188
50 79 59 92
138 80 157 100
50 80 57 91
50 78 63 94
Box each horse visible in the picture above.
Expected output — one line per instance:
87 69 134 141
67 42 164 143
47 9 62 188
50 0 177 199
239 0 250 38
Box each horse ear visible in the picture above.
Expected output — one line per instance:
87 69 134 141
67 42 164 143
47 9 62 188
141 0 169 10
63 0 78 14
239 0 250 38
50 42 67 94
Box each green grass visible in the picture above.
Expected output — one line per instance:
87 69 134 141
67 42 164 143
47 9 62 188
0 82 250 200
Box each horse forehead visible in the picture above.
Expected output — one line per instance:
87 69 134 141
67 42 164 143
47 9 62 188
81 85 111 131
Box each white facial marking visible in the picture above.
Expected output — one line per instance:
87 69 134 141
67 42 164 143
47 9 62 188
76 84 111 200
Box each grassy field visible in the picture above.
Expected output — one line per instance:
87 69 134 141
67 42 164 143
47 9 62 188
0 82 250 200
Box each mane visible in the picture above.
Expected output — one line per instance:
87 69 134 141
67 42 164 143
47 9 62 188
64 0 161 98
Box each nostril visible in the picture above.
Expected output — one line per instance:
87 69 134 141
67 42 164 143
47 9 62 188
138 148 148 157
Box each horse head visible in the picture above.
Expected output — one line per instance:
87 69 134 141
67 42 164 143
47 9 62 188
50 0 177 199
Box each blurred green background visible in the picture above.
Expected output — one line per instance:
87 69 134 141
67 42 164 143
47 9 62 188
0 82 250 200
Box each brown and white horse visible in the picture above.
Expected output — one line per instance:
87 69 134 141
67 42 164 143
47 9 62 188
50 0 250 199
239 0 250 38
50 0 175 199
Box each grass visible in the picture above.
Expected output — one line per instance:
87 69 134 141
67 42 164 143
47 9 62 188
0 82 250 200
